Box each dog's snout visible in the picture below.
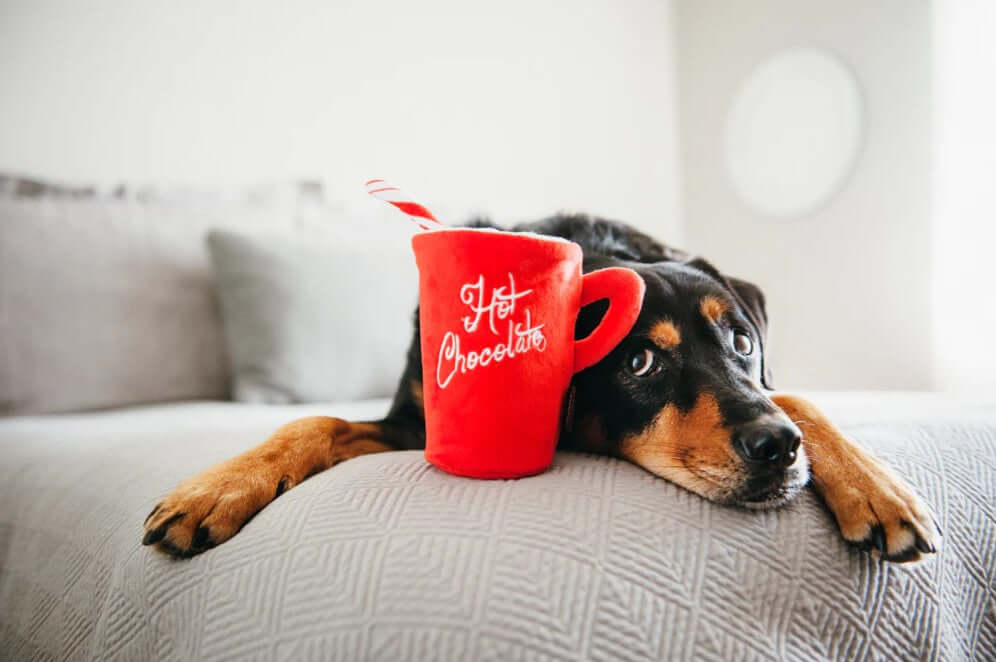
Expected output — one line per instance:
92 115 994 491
732 421 802 468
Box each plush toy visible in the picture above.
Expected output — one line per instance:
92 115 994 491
368 180 644 479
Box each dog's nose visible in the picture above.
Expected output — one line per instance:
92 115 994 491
732 421 802 468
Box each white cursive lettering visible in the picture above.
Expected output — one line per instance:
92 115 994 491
460 273 533 335
437 274 547 389
437 314 547 389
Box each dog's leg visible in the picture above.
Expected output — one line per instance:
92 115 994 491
771 393 941 562
142 417 399 558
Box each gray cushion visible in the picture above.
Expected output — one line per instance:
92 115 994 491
0 393 993 660
208 229 418 403
0 182 303 414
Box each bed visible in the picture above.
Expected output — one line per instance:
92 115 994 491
1 392 993 661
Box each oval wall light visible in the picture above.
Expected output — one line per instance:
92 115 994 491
725 48 864 218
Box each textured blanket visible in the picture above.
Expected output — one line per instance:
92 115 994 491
0 396 993 661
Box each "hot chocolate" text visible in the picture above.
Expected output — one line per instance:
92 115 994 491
437 273 547 388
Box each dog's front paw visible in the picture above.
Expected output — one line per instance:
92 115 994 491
142 460 285 558
818 450 941 563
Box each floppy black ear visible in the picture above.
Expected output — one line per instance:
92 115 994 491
724 276 773 389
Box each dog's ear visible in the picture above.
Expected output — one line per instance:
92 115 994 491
724 276 773 389
684 257 773 388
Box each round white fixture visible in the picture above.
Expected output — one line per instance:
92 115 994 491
725 48 864 218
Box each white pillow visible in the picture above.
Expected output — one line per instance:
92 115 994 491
207 229 418 403
0 182 303 415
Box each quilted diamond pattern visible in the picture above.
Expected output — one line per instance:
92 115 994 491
0 404 993 661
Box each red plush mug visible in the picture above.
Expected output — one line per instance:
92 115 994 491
412 227 646 479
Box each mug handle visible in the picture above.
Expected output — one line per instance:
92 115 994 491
573 267 646 373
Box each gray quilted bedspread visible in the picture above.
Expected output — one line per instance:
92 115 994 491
0 396 994 661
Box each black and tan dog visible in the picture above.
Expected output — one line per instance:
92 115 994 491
143 215 940 563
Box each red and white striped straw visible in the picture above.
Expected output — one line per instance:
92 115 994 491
365 179 443 231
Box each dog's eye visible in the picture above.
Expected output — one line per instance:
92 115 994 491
628 348 659 376
732 330 754 355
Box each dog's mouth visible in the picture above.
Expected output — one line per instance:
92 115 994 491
686 446 810 509
737 449 810 509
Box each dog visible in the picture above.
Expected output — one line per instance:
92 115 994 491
143 214 940 563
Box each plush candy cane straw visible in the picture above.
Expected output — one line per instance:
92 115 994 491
365 179 443 231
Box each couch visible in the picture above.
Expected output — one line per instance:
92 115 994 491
1 175 993 661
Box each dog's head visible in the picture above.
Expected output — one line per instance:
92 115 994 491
573 257 808 508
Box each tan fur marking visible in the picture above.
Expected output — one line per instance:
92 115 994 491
332 422 394 463
649 320 681 349
410 379 424 411
618 393 739 500
143 417 391 556
772 393 940 559
700 296 729 323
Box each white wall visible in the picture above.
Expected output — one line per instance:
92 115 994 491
932 0 996 392
675 0 933 391
0 0 681 237
11 1 986 393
